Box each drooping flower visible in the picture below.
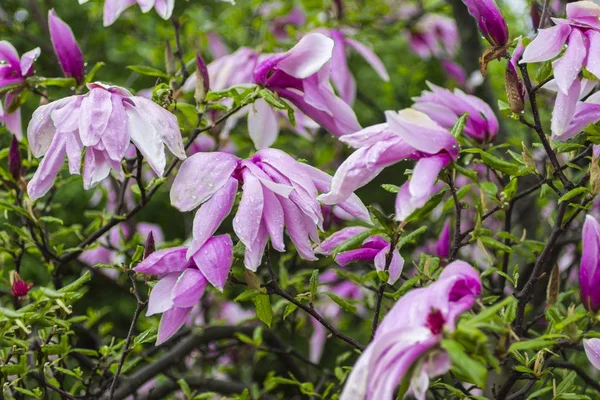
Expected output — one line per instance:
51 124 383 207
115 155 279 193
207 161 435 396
170 148 370 271
78 0 175 27
462 0 509 47
310 269 362 363
48 10 84 84
583 338 600 369
520 1 600 137
253 33 361 137
318 108 459 222
135 235 234 344
580 214 600 312
10 272 33 298
26 82 186 200
404 14 459 59
316 227 404 285
0 41 41 139
340 261 482 400
315 28 389 105
412 82 499 143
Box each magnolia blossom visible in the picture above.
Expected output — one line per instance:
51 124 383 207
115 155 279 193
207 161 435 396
581 215 600 312
27 82 186 200
318 108 459 222
170 148 370 271
310 269 362 363
583 338 600 369
521 1 600 137
316 28 389 105
135 235 234 344
412 82 499 143
253 33 361 138
0 41 40 139
78 0 175 27
462 0 509 47
551 89 600 139
48 10 84 84
316 227 404 285
404 14 458 59
340 261 481 400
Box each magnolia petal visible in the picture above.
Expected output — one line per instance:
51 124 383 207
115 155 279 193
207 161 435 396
48 10 84 83
27 133 67 200
277 33 334 79
316 227 368 255
552 29 586 95
170 152 239 212
191 234 233 292
187 177 238 259
233 170 264 247
521 24 571 63
248 98 279 149
262 188 286 252
551 79 581 139
244 222 269 271
125 100 166 176
135 246 191 275
171 268 208 308
79 88 112 147
102 95 130 162
584 338 600 370
345 38 390 81
82 147 112 190
279 195 317 261
146 273 178 316
156 306 192 345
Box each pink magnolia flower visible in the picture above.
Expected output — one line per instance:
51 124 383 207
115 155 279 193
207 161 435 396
584 338 600 369
26 82 186 200
170 148 370 271
0 41 40 139
253 33 361 137
48 10 84 84
318 108 459 222
135 235 234 344
316 227 404 285
521 1 600 137
316 28 389 105
340 261 482 400
310 269 362 363
404 14 459 59
78 0 175 27
580 214 600 312
412 82 499 143
462 0 509 47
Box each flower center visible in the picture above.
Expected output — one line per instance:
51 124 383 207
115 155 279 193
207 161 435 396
425 309 445 335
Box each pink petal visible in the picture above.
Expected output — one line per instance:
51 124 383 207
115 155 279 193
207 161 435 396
48 10 84 83
345 38 390 81
262 188 286 252
520 24 571 63
0 41 21 71
244 222 269 271
277 33 334 79
171 268 208 308
146 273 178 316
170 152 239 212
374 246 404 285
124 100 166 176
552 29 586 95
551 79 581 139
248 98 279 149
233 169 264 248
27 133 67 200
153 0 174 19
101 95 130 162
191 234 233 292
82 147 112 189
316 227 368 255
187 177 238 258
135 246 191 275
584 338 600 370
156 306 192 345
79 88 113 146
279 195 318 261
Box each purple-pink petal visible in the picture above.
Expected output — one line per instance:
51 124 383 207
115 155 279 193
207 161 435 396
191 234 233 292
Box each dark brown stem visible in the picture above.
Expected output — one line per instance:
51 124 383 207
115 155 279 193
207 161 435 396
371 231 400 340
448 172 463 261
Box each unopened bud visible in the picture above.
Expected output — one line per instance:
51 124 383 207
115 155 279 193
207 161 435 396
194 53 210 105
10 272 33 298
505 66 525 113
165 41 177 77
8 136 21 180
546 264 559 307
143 231 156 259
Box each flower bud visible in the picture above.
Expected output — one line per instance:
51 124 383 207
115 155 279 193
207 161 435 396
581 215 600 312
8 136 21 180
143 231 156 260
194 53 210 105
10 272 33 298
48 10 84 84
462 0 509 47
505 66 525 113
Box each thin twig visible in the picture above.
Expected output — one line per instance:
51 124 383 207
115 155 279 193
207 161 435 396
448 171 463 261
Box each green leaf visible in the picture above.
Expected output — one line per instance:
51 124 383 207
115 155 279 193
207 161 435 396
324 291 357 313
85 62 106 84
509 339 557 352
234 289 261 302
381 184 400 193
253 294 273 327
464 296 517 327
309 269 319 302
558 187 589 204
478 236 512 253
58 271 91 293
396 226 428 250
126 65 169 79
451 113 468 138
333 229 372 254
27 76 77 87
283 303 298 320
441 339 487 387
